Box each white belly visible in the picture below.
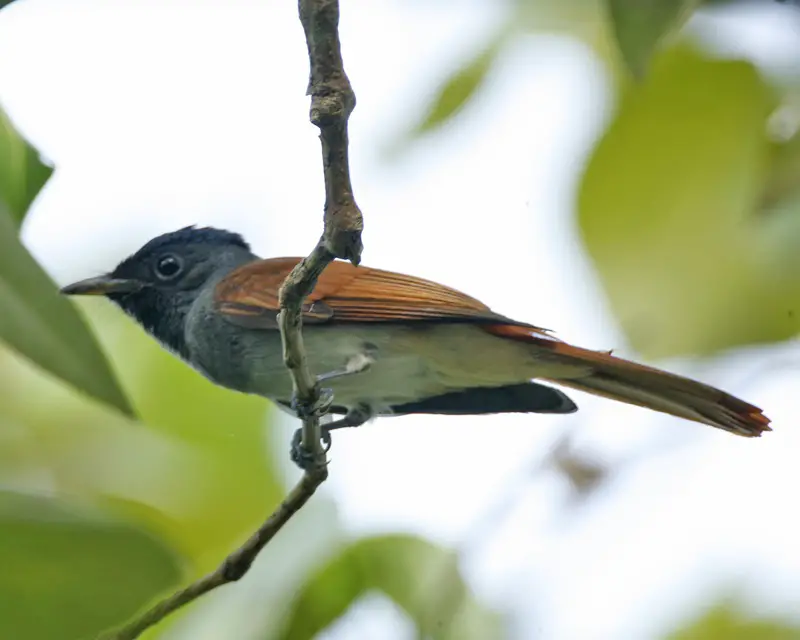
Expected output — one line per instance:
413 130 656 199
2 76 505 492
241 325 449 412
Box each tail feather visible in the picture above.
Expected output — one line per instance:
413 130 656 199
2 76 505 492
485 324 771 437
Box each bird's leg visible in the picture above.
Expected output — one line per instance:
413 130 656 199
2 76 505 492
321 404 374 434
290 404 373 470
290 348 377 470
289 349 375 418
316 350 375 383
290 387 335 420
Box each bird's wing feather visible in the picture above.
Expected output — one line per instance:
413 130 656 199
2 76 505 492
214 257 549 328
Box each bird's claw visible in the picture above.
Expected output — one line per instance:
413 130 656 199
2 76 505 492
290 427 332 470
291 387 334 420
321 429 332 453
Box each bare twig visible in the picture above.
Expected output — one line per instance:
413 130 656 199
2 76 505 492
100 1 362 638
298 0 363 264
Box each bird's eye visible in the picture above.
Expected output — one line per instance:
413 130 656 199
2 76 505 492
154 254 183 280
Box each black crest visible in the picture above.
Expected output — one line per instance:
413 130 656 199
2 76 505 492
135 226 250 255
112 226 250 278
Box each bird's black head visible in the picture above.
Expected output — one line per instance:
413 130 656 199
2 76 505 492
61 226 256 357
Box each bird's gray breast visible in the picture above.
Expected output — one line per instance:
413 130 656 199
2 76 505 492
182 286 270 393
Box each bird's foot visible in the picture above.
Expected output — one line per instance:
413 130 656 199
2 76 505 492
316 350 375 384
291 386 334 420
289 387 333 471
289 404 374 470
290 427 332 471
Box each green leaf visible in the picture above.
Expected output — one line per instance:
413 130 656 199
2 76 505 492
606 0 701 78
279 534 504 640
577 48 799 359
667 601 800 639
0 107 53 227
405 26 509 140
0 209 135 415
0 491 182 640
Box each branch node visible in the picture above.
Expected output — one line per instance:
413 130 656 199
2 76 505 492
310 92 355 127
221 557 252 582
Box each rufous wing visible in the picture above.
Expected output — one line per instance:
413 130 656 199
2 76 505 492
214 257 544 326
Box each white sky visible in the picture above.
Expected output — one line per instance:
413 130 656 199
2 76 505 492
1 1 800 638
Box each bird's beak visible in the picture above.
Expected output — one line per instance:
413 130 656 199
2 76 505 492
60 275 144 296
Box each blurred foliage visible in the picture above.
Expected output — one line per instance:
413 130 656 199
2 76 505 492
0 107 133 416
280 534 502 640
548 435 609 499
577 47 799 358
399 0 781 148
401 0 800 359
606 0 701 78
0 108 52 227
0 492 181 640
403 26 509 142
667 602 800 639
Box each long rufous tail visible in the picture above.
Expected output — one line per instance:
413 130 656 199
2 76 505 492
486 324 771 437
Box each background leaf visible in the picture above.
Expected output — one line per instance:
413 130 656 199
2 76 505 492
280 534 504 640
395 24 509 147
0 209 135 416
0 107 53 227
606 0 701 78
667 602 800 639
0 491 182 640
577 48 798 359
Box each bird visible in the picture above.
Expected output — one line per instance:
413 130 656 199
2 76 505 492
61 226 771 466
